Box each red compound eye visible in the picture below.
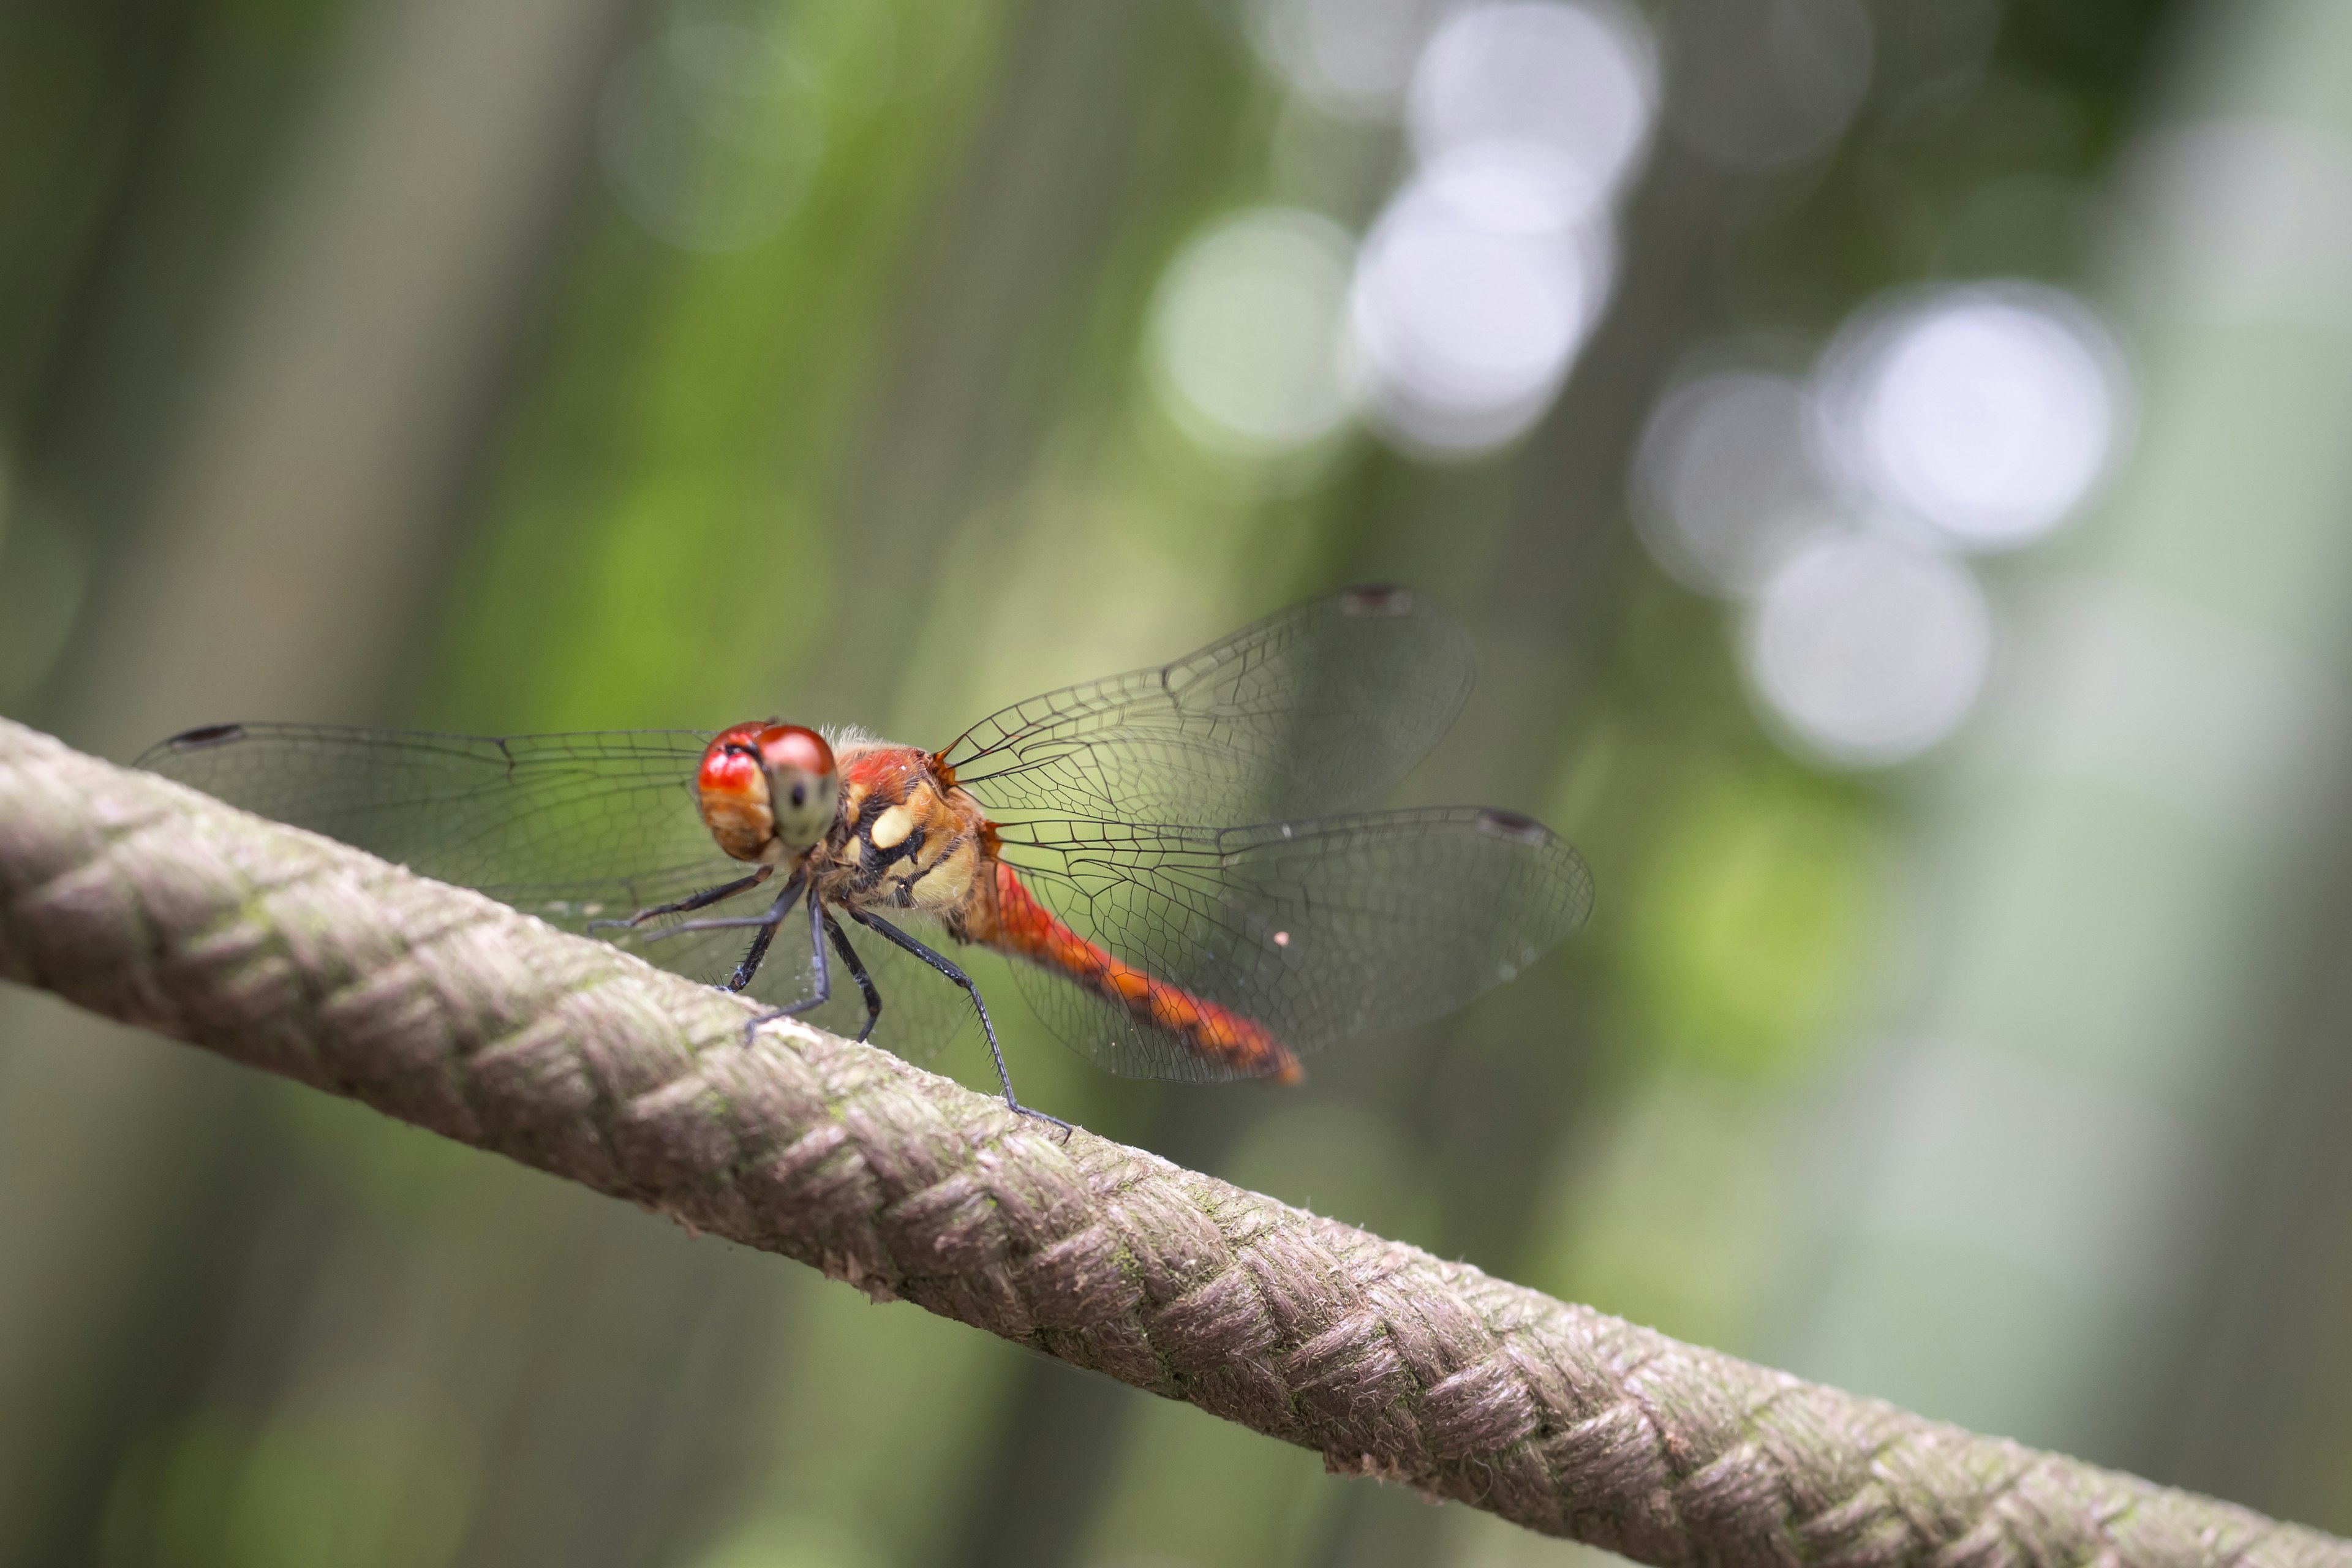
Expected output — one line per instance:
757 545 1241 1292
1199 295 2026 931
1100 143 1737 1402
697 723 767 802
698 721 782 862
755 723 834 777
756 724 839 850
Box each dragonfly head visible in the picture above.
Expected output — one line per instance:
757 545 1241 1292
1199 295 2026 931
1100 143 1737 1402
698 722 840 864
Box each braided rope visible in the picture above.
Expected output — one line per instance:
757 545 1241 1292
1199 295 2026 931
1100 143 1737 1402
0 717 2340 1565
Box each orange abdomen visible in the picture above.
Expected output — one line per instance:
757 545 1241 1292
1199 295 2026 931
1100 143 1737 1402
979 862 1302 1083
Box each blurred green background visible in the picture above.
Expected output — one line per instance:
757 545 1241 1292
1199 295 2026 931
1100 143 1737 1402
7 0 2352 1563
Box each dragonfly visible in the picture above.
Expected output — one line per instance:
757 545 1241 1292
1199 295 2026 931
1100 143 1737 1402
140 587 1593 1134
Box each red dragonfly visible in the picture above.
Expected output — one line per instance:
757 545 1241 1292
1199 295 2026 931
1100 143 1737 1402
140 588 1591 1133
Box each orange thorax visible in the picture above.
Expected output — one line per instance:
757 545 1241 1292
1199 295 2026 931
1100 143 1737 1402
816 741 988 919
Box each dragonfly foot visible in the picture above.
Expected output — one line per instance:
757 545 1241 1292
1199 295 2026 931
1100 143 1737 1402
1009 1102 1074 1143
741 1006 792 1046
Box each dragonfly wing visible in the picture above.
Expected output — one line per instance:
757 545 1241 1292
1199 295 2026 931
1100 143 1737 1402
141 720 746 950
938 586 1475 827
138 722 725 899
990 809 1594 1082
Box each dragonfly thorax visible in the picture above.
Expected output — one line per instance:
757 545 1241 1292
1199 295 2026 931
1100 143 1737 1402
818 740 989 919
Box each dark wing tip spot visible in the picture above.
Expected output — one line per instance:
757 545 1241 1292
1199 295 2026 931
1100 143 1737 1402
166 723 247 750
1338 584 1414 617
1474 807 1550 845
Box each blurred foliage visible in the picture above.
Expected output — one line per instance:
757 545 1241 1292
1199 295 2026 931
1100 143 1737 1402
429 0 1012 733
1624 764 1887 1077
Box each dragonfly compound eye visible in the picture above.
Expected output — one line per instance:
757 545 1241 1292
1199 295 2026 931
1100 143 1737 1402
698 722 785 862
756 723 839 851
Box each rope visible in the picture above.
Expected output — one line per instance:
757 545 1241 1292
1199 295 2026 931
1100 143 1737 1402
0 716 2340 1566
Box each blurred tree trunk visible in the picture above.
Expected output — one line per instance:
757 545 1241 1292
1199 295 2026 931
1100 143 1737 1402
0 0 641 1558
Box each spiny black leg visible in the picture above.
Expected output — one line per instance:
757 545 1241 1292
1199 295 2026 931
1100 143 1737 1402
643 873 804 947
587 865 772 933
823 910 881 1042
847 909 1072 1140
742 890 832 1044
725 881 802 990
642 872 799 986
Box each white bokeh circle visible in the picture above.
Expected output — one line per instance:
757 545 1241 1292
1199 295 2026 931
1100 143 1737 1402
1407 0 1657 228
1146 208 1359 459
1815 284 2128 551
1744 532 1992 766
1348 172 1609 455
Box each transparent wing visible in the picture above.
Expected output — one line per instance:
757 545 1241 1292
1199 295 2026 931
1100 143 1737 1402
137 722 725 906
136 722 733 973
938 586 1475 827
990 807 1594 1082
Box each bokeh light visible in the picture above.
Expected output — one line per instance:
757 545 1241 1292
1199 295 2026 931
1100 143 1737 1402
1348 175 1605 455
1346 0 1654 458
1744 532 1992 766
1817 284 2127 551
1145 208 1357 461
1662 0 1874 171
1633 369 1836 596
1638 286 2130 772
1406 0 1656 227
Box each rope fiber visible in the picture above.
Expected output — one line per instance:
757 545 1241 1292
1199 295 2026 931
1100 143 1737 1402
1 717 2342 1566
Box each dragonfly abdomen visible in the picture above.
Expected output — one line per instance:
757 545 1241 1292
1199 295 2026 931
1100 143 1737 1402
973 861 1302 1083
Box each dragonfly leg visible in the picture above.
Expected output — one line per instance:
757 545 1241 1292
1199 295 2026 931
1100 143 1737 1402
848 909 1071 1140
640 872 802 1005
742 891 832 1045
643 871 805 947
587 864 773 933
821 910 882 1042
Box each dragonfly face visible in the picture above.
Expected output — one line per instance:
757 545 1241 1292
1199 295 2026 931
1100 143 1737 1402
696 722 839 864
